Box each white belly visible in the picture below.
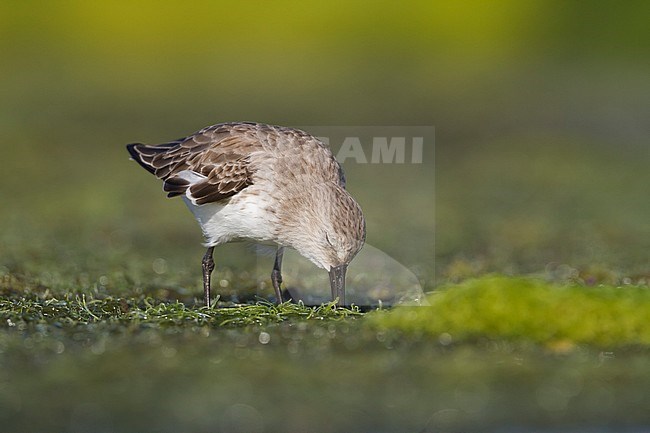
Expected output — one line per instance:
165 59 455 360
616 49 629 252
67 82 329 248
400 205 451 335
182 194 276 247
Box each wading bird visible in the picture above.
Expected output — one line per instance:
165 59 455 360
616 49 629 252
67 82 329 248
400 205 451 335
127 122 365 306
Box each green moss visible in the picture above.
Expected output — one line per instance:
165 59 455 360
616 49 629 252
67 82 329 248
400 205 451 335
0 295 361 329
370 276 650 347
5 272 650 348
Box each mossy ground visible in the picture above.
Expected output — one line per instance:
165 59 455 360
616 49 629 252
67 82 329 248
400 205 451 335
2 273 650 432
371 276 650 348
3 273 649 347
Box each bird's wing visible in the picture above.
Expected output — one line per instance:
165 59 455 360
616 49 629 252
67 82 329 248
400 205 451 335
127 123 263 205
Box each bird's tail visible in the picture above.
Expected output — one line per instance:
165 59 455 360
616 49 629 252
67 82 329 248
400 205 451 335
126 141 179 177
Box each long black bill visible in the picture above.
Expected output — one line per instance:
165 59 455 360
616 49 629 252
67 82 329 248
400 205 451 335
328 264 347 306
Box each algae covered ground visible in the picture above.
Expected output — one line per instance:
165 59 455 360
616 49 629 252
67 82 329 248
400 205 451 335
2 273 650 432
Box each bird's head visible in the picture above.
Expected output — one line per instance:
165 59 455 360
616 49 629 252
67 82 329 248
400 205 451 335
280 182 365 305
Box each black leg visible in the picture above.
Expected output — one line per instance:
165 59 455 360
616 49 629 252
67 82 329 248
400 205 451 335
271 246 284 304
202 247 215 307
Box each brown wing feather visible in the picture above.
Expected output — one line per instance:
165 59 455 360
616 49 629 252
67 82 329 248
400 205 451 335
127 122 345 204
188 157 253 205
127 123 261 203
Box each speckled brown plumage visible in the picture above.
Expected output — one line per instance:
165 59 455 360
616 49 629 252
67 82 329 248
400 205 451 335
127 122 345 204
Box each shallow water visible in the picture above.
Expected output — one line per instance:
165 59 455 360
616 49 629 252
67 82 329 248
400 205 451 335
2 323 649 433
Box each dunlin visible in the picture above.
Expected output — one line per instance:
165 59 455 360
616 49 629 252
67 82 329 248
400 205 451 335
127 122 365 306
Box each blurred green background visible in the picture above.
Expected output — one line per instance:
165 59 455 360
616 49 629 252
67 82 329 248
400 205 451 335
1 2 650 432
1 0 649 292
